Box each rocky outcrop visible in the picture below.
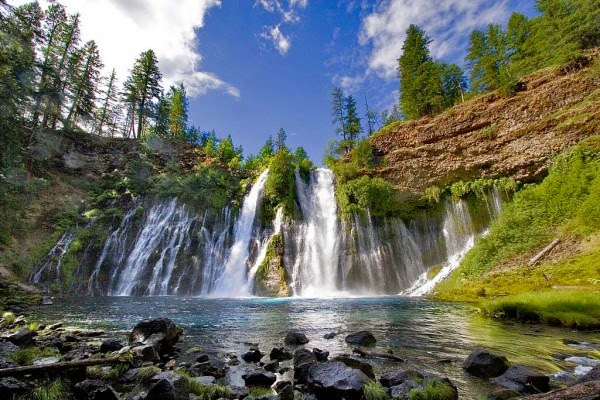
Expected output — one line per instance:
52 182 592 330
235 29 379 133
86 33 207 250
254 233 290 297
369 56 600 196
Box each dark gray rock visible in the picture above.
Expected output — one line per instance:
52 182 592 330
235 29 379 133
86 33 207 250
133 344 160 363
275 381 294 400
8 329 36 346
270 347 293 361
129 318 182 354
73 379 119 400
264 359 279 372
0 357 19 369
332 355 375 379
242 369 277 387
313 348 329 362
491 365 550 394
193 376 216 386
146 374 190 400
380 369 424 388
242 349 263 363
307 361 370 400
578 364 600 383
196 354 210 363
487 389 521 400
230 386 250 399
100 339 123 353
0 341 19 355
463 348 510 378
390 380 421 399
344 331 376 346
323 332 336 339
284 331 309 345
0 377 31 399
294 348 317 384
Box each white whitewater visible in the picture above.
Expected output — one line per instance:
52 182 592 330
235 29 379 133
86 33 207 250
30 231 76 285
403 189 503 296
291 169 340 296
212 169 269 296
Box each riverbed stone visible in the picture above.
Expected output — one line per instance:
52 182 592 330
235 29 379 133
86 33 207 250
463 348 510 378
73 379 119 400
294 348 317 384
389 380 421 399
242 349 263 363
578 364 600 383
8 329 36 346
491 365 550 394
146 374 190 400
0 340 19 355
270 347 293 361
332 355 375 379
129 318 182 354
380 369 424 388
275 380 294 400
100 338 123 353
284 331 309 345
313 348 329 362
487 389 521 400
242 369 277 387
307 361 371 400
344 331 376 346
0 377 31 399
264 359 279 372
133 344 160 363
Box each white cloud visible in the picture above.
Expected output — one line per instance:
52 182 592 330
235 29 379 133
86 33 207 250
261 25 291 55
359 0 513 79
12 0 240 98
255 0 308 53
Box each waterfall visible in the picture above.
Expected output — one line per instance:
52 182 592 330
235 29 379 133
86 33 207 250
211 170 269 297
290 169 340 297
30 231 76 285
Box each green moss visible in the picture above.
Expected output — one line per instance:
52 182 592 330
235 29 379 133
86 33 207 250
427 265 443 280
336 176 400 217
254 232 289 297
135 365 161 382
364 381 390 400
480 291 600 328
9 347 61 366
408 381 456 400
248 386 272 397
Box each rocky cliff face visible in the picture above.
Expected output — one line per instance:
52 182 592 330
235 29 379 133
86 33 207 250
370 55 600 195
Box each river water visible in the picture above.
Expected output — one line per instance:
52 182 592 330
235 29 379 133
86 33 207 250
32 296 599 398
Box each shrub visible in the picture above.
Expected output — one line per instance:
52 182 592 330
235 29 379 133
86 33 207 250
28 379 71 400
364 380 389 400
262 151 296 220
336 176 397 217
352 139 375 169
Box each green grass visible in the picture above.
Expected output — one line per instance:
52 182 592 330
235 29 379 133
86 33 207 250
480 290 600 328
364 380 390 400
247 386 272 397
176 370 232 400
8 347 61 366
19 379 72 400
135 365 161 382
105 363 129 380
408 381 456 400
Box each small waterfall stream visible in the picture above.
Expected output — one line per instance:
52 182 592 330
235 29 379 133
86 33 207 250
33 167 505 297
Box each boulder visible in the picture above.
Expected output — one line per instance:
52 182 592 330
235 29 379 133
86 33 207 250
193 376 216 386
196 354 210 363
331 355 375 379
521 380 600 399
323 332 336 339
133 344 160 363
491 365 550 394
307 361 371 400
275 381 294 400
100 339 123 353
242 369 277 387
345 331 376 346
128 318 182 354
463 348 510 378
487 389 521 400
294 348 317 384
380 369 424 388
73 380 119 400
264 359 279 372
242 349 263 363
284 331 309 345
0 377 31 399
270 347 293 361
390 380 421 399
0 341 19 355
0 357 19 369
313 348 329 362
8 329 36 346
146 374 190 400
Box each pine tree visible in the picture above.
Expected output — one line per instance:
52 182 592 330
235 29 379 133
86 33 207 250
169 84 188 138
331 86 346 140
344 95 362 145
153 92 171 136
257 135 274 164
64 40 102 128
275 128 287 152
94 69 119 136
124 49 162 139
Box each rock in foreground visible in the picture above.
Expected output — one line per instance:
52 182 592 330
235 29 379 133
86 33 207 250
463 348 510 378
307 361 370 400
128 318 182 354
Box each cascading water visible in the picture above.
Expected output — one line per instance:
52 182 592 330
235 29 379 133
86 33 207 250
289 169 340 296
212 170 269 297
30 231 76 285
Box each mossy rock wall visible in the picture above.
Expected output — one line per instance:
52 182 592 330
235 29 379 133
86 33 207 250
254 232 289 297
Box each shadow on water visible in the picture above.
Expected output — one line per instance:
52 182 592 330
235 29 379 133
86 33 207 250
32 296 599 399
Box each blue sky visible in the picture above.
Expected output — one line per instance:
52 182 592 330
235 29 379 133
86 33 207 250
13 0 538 163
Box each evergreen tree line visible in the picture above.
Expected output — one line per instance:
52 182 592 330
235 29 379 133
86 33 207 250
0 2 206 173
399 0 600 120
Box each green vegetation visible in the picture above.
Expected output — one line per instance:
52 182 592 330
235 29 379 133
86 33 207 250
105 363 129 380
134 365 161 382
177 369 233 400
336 176 398 217
480 291 600 328
9 347 61 366
19 379 72 400
408 381 456 400
263 150 296 220
254 232 289 297
247 386 272 397
363 380 390 400
427 265 443 280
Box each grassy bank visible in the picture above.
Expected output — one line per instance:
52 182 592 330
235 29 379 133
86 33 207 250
433 137 600 328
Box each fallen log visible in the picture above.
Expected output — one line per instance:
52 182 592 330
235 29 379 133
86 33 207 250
0 358 125 377
352 347 404 362
528 239 560 266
